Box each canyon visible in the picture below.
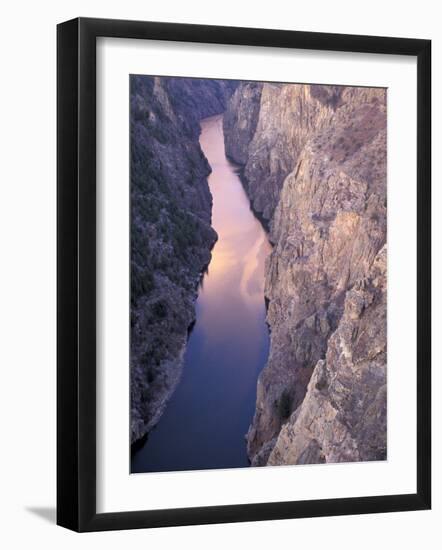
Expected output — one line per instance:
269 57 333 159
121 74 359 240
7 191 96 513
130 76 387 470
132 115 271 472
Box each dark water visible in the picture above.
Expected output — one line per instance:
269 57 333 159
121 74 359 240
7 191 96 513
131 115 271 473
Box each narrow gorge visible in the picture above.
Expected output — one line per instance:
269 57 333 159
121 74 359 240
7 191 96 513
132 115 271 472
130 76 387 472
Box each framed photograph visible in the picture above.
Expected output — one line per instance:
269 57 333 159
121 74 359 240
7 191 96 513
57 17 431 531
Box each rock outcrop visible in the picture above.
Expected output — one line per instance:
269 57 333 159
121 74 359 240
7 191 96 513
130 76 236 443
224 84 341 222
223 82 263 165
268 246 387 465
225 83 387 465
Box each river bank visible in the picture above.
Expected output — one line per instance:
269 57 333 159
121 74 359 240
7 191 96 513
131 115 272 473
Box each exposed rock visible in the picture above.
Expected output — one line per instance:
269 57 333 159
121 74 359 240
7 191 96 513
223 82 263 165
224 83 340 221
268 246 387 464
224 84 387 464
130 76 236 443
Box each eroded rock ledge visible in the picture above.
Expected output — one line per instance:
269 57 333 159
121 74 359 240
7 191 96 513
224 83 387 465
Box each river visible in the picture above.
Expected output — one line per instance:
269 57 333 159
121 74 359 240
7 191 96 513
131 114 272 473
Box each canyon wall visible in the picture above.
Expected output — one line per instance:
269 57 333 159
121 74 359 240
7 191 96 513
224 83 387 465
268 245 387 465
224 84 342 223
130 76 235 443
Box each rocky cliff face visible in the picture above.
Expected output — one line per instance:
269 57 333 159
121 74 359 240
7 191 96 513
225 83 387 465
223 82 263 165
130 76 236 444
268 245 387 465
224 84 341 222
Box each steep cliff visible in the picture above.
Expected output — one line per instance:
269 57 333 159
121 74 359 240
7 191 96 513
130 76 236 444
268 246 387 465
225 83 387 465
223 82 263 165
224 84 341 222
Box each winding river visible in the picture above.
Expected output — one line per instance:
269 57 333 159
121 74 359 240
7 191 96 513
131 115 271 473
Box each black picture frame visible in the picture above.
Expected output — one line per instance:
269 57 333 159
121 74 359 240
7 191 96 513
57 17 431 532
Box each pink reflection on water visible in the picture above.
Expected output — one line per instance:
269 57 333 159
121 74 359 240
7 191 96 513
199 115 272 324
131 114 273 472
